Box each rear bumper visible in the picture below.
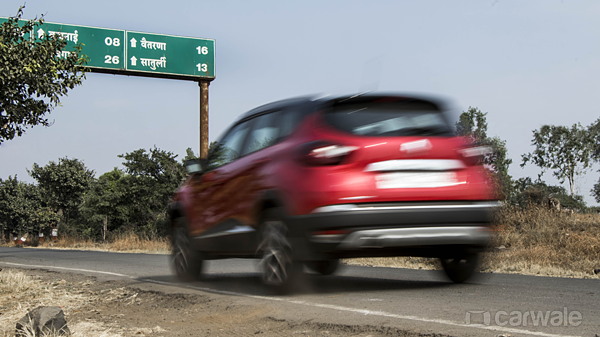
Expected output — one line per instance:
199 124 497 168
286 201 499 260
336 226 491 249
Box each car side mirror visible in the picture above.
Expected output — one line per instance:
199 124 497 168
184 159 204 174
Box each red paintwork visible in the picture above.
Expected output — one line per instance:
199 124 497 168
174 106 496 237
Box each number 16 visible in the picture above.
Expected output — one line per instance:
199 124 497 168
196 46 209 55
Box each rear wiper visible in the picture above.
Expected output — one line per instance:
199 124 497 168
399 126 450 136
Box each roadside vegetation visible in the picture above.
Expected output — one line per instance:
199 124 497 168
490 206 600 278
0 147 197 245
0 268 178 337
0 269 117 337
13 204 600 278
0 7 86 145
351 206 600 278
31 232 169 254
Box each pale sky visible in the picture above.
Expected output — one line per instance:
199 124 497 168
1 1 599 205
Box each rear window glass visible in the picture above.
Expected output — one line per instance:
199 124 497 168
323 101 452 137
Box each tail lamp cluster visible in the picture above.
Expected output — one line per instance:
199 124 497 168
300 141 491 167
301 141 358 166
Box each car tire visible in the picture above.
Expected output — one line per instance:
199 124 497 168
439 251 480 283
171 218 203 281
258 209 301 291
306 259 340 275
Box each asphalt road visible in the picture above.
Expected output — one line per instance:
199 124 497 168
1 247 598 337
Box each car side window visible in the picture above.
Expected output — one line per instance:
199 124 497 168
241 111 281 155
207 121 251 169
279 108 305 139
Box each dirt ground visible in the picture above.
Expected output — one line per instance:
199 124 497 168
0 268 451 337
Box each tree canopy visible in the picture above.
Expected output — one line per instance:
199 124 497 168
80 169 129 240
29 157 95 224
1 148 188 241
590 118 600 202
0 7 86 144
521 123 594 196
117 148 186 236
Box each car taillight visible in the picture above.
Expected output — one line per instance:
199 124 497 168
459 146 492 166
300 141 359 166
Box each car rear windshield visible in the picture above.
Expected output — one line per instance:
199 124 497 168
323 100 452 137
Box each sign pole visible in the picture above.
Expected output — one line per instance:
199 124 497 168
199 81 210 159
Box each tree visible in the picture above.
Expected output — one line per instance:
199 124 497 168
0 176 58 241
512 177 586 211
591 118 600 160
80 169 130 240
183 147 198 162
0 7 86 144
0 177 35 237
117 148 186 236
456 107 488 143
29 157 95 228
79 148 187 239
589 118 600 202
592 183 600 204
521 123 594 196
456 107 513 199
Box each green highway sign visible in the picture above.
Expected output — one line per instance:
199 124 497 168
0 17 215 80
36 22 126 70
126 31 215 78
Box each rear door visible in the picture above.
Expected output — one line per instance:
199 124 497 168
187 110 287 254
187 121 251 240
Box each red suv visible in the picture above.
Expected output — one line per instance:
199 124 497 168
169 94 498 289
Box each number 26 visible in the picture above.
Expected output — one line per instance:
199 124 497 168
104 55 120 64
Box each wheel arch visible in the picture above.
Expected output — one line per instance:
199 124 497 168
254 190 288 224
167 201 187 233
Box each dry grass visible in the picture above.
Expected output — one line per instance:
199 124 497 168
487 206 600 278
32 233 169 254
0 269 145 337
0 269 83 336
346 206 600 279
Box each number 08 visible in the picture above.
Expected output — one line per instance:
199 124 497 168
105 37 121 47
